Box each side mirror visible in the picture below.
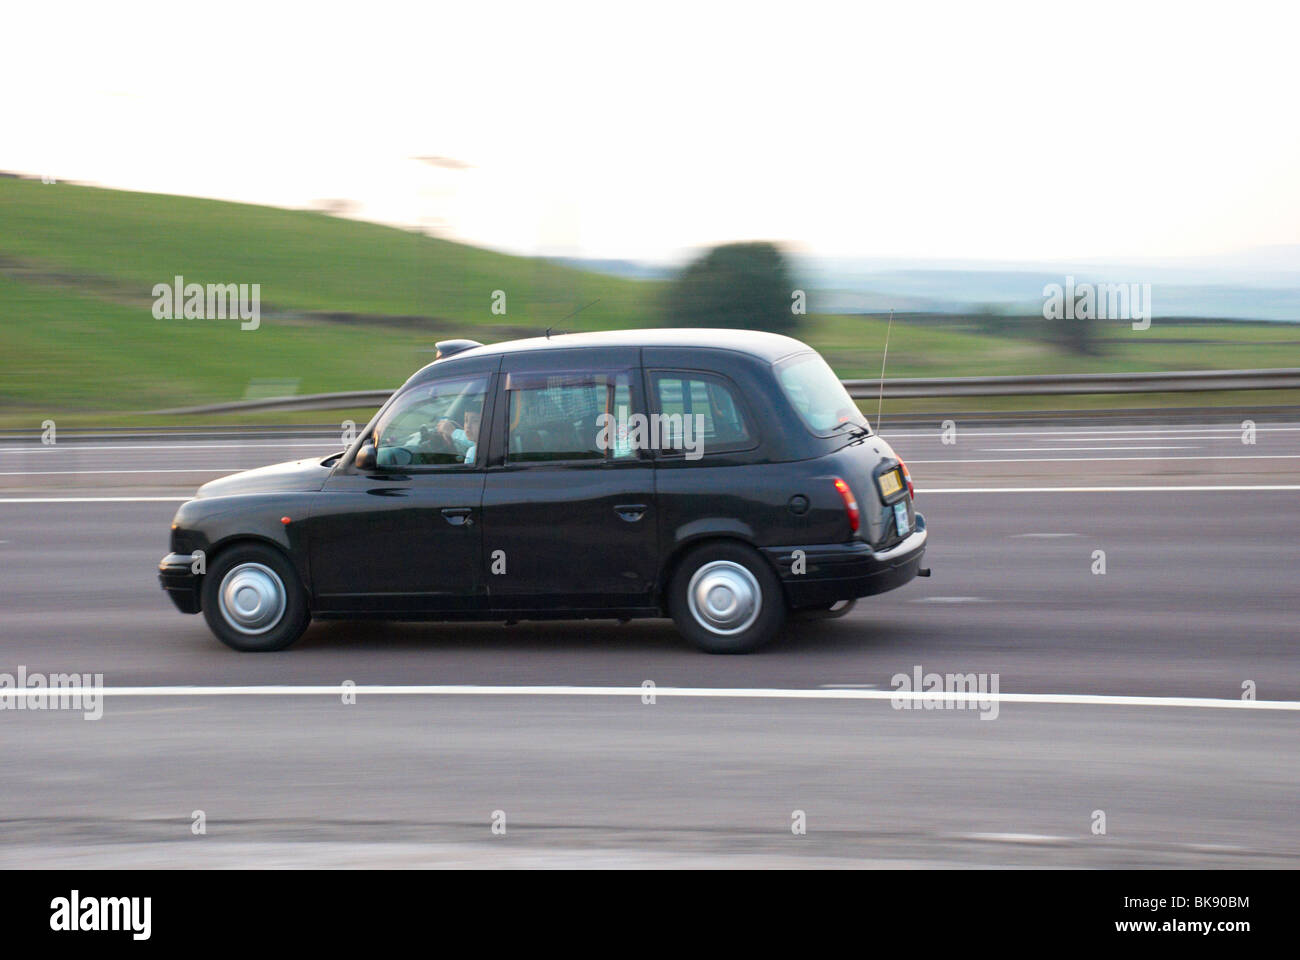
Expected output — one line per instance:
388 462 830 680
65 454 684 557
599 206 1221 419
355 440 377 471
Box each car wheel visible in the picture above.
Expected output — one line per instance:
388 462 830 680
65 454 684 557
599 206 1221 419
201 543 310 652
669 541 786 654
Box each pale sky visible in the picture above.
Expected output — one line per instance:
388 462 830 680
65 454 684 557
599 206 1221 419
5 0 1299 263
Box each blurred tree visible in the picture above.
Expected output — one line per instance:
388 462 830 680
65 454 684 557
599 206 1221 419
1054 290 1100 355
665 242 798 333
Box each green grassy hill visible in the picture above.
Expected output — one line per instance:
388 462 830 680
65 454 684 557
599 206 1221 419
0 177 650 323
1 177 1297 427
0 177 656 423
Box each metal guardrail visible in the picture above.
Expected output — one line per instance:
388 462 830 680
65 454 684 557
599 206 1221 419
840 368 1300 398
151 390 392 416
147 368 1300 416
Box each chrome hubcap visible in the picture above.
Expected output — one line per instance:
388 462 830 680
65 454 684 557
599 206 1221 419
687 560 761 636
218 562 286 635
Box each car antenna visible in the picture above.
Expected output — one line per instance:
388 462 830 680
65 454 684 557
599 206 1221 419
875 308 894 433
547 298 601 339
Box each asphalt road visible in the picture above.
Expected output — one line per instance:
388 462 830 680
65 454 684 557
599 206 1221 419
0 419 1297 867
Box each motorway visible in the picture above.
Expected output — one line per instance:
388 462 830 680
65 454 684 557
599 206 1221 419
1 419 1298 867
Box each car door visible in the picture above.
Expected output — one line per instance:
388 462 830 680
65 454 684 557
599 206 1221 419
308 361 499 614
480 348 658 612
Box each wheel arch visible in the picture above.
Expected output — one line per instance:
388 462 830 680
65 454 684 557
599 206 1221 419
656 528 783 609
204 535 310 598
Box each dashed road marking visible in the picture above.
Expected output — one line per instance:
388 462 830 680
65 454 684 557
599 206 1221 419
909 454 1300 464
0 497 190 503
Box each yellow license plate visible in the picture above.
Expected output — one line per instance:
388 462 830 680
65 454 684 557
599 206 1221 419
878 470 903 497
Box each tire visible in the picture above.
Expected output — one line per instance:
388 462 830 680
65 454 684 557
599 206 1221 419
668 541 786 654
201 542 310 652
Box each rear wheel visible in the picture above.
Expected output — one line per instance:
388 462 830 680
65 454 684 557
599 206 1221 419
669 541 785 654
201 543 310 651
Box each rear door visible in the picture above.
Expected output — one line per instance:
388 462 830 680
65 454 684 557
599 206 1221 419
480 348 658 611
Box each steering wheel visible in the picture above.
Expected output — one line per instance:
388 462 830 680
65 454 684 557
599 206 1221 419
419 419 460 443
407 420 454 456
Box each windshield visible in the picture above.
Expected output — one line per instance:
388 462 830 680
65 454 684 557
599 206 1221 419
775 352 871 436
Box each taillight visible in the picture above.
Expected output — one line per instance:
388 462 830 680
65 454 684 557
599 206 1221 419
898 458 914 499
832 477 860 532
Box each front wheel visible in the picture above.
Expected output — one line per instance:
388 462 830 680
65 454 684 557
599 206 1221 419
669 542 786 654
201 543 311 651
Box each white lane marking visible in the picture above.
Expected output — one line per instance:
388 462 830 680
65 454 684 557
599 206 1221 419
0 497 189 503
981 445 1200 452
1025 436 1256 442
908 596 991 603
908 454 1300 464
917 485 1300 492
819 683 878 689
0 442 335 453
959 833 1072 845
882 425 1300 439
0 469 235 476
1009 533 1081 538
42 684 1300 711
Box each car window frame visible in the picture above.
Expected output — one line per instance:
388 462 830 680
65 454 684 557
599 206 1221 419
497 367 645 468
644 368 760 460
359 371 499 473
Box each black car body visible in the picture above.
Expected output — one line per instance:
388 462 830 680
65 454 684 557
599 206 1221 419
159 329 928 653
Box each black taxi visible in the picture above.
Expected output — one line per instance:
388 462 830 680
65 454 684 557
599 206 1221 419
159 329 928 653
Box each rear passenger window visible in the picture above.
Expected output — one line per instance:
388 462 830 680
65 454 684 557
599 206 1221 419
651 373 755 456
506 370 635 463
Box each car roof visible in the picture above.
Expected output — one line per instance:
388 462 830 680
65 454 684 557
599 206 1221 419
431 328 813 365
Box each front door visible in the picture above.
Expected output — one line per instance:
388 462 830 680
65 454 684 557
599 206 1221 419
308 366 497 614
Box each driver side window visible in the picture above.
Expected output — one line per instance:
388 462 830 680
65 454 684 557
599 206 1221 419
372 375 489 467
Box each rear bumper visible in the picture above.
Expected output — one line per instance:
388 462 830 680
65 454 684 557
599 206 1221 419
763 513 928 608
158 552 201 614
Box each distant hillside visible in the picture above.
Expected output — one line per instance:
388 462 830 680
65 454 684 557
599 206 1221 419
799 257 1300 322
1 178 1297 426
0 178 658 416
0 177 656 327
559 249 1300 321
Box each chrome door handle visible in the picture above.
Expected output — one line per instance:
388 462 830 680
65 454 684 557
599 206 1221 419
614 504 647 523
441 507 474 526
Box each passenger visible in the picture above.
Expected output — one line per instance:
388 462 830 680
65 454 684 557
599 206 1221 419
437 408 480 463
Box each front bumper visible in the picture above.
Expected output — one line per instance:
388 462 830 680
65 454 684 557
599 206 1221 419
158 552 201 614
763 513 928 608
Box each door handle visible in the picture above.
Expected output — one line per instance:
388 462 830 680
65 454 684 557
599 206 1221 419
441 507 474 526
614 503 647 523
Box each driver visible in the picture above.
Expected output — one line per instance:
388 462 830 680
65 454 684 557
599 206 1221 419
435 408 480 464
